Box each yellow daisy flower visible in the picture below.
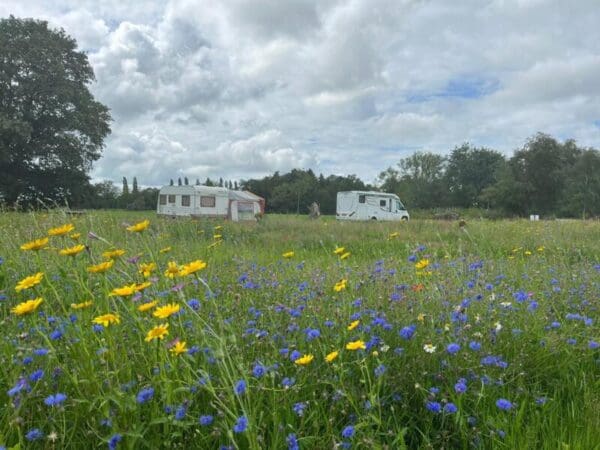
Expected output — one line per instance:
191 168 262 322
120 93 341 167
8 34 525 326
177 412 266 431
71 300 93 309
109 283 138 297
325 351 339 363
20 237 49 251
87 260 114 273
282 251 294 258
59 244 86 256
15 272 44 292
340 252 351 260
333 279 348 292
164 261 181 279
170 341 188 356
145 323 169 342
347 320 360 331
139 262 156 278
48 223 75 236
153 303 180 319
92 313 120 327
69 233 81 240
179 259 207 276
294 354 314 365
138 300 158 312
333 246 345 255
345 340 366 351
415 259 430 270
103 249 125 259
126 219 150 232
11 297 43 315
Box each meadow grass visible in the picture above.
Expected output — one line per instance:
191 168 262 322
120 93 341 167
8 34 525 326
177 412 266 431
0 211 598 449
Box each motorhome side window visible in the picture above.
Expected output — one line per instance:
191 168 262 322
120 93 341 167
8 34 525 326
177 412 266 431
168 195 176 204
181 195 190 207
359 195 366 203
380 199 386 207
159 195 166 205
200 196 216 207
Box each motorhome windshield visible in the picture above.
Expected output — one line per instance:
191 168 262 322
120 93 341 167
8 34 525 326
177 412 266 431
395 200 405 211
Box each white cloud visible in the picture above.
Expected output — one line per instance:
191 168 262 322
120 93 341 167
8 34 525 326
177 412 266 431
3 0 600 185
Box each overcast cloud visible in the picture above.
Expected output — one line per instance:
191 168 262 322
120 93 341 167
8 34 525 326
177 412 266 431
3 0 599 186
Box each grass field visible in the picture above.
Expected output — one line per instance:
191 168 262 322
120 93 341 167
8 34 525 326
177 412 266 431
0 211 599 449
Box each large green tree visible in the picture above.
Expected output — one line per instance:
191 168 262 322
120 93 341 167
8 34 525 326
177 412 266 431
0 16 111 206
444 144 506 208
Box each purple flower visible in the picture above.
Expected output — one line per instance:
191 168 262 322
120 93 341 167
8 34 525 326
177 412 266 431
199 415 214 426
136 387 154 404
26 428 44 441
293 402 307 416
341 425 355 439
496 398 513 411
444 403 458 414
234 379 246 395
44 393 67 406
287 433 299 450
399 325 416 340
252 363 266 378
454 380 467 394
446 343 460 354
469 341 481 351
233 416 248 433
426 401 442 413
589 340 599 350
374 364 386 377
108 433 122 450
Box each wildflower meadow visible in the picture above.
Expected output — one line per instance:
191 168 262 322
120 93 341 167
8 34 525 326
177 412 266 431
0 212 598 449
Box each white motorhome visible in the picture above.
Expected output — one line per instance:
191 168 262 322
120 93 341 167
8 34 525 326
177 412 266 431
156 185 264 221
336 191 409 221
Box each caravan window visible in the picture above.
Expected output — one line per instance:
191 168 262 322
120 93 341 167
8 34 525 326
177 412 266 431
380 199 386 207
358 195 366 203
159 195 166 205
181 195 190 207
200 196 216 207
168 195 176 204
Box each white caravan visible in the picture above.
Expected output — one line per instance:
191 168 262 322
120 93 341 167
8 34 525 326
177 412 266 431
156 185 264 221
336 191 409 221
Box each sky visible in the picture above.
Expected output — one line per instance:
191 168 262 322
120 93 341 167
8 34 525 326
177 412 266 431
3 0 600 187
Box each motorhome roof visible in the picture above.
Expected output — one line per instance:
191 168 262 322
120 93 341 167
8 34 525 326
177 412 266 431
340 191 399 197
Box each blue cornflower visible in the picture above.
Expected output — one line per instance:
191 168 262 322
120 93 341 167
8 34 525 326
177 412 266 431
399 325 416 340
496 398 513 411
199 415 214 426
374 364 386 377
454 380 467 394
252 363 266 378
535 397 548 405
234 379 247 395
187 298 200 310
289 350 301 362
426 401 441 413
50 329 63 340
44 392 67 407
444 403 458 414
23 356 33 365
233 416 248 433
34 348 49 356
175 405 186 420
26 428 44 441
8 379 28 397
588 340 599 349
293 402 308 416
469 341 481 351
108 433 122 450
305 328 320 341
446 343 460 354
281 377 295 388
341 425 355 439
287 433 299 450
408 254 417 262
136 387 154 404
